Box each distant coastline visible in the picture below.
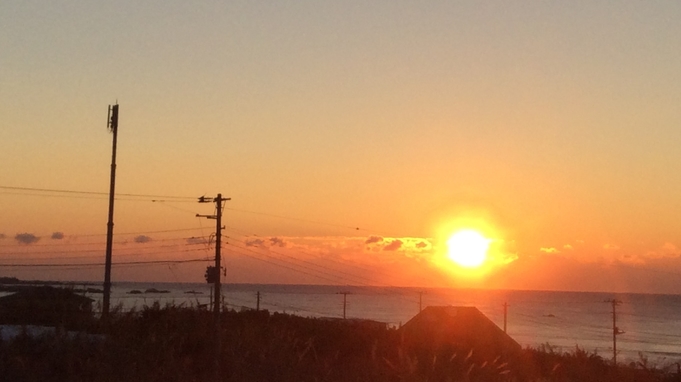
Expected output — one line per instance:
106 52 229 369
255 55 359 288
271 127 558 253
0 277 101 293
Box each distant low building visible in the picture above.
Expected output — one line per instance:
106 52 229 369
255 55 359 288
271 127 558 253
0 286 95 329
400 306 522 359
319 316 388 330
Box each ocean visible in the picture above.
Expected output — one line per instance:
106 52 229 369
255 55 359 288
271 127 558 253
95 282 681 365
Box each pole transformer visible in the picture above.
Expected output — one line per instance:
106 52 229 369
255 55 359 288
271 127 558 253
103 103 119 318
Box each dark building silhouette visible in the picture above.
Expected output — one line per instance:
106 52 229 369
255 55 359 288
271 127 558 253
400 306 522 359
0 286 94 329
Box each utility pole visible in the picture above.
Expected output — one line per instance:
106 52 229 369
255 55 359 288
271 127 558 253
197 194 229 382
338 291 350 319
606 299 624 364
503 302 509 333
256 291 261 311
197 194 229 319
102 103 119 319
419 291 423 313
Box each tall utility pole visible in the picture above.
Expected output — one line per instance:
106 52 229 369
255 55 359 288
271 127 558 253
103 103 119 318
503 302 509 333
418 291 424 313
197 194 229 319
197 194 229 382
606 299 624 364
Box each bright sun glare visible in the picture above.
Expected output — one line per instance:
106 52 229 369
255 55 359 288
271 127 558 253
446 229 490 268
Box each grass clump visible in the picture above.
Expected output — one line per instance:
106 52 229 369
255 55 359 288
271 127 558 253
1 303 679 381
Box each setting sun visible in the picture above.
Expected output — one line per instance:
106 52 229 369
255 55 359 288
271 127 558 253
446 229 491 268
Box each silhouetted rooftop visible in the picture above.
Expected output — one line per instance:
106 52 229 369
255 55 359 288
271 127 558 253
400 306 522 357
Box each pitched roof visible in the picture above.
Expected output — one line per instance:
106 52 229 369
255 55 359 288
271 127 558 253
400 306 522 357
0 286 93 305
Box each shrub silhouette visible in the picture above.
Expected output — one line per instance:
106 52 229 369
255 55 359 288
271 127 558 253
0 304 678 381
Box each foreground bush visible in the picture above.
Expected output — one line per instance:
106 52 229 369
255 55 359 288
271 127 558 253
0 304 679 382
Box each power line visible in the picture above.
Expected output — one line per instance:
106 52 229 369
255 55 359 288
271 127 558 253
223 226 408 284
0 239 209 250
225 207 363 232
0 248 211 265
228 244 347 285
0 185 196 200
227 236 376 286
222 226 431 299
0 251 199 262
0 243 210 259
225 240 422 307
0 228 211 242
0 191 112 201
229 239 389 288
151 200 202 214
0 235 205 249
0 256 210 268
0 190 196 203
1 187 411 238
73 227 210 237
226 247 420 306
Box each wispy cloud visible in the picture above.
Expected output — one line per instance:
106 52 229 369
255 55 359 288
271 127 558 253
643 242 680 259
242 236 290 248
51 232 64 240
364 236 430 253
269 237 288 248
0 233 5 240
186 237 208 245
662 242 678 254
245 238 265 247
365 235 383 244
617 254 646 265
134 235 152 244
383 240 403 251
540 247 559 254
15 233 39 245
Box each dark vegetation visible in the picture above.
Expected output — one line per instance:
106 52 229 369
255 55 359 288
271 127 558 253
1 287 680 381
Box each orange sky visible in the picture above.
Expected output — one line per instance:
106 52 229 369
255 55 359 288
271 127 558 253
2 1 681 293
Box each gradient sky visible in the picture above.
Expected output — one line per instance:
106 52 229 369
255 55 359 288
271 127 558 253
1 1 681 293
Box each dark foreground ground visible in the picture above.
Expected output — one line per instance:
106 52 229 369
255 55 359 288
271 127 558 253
1 300 680 381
